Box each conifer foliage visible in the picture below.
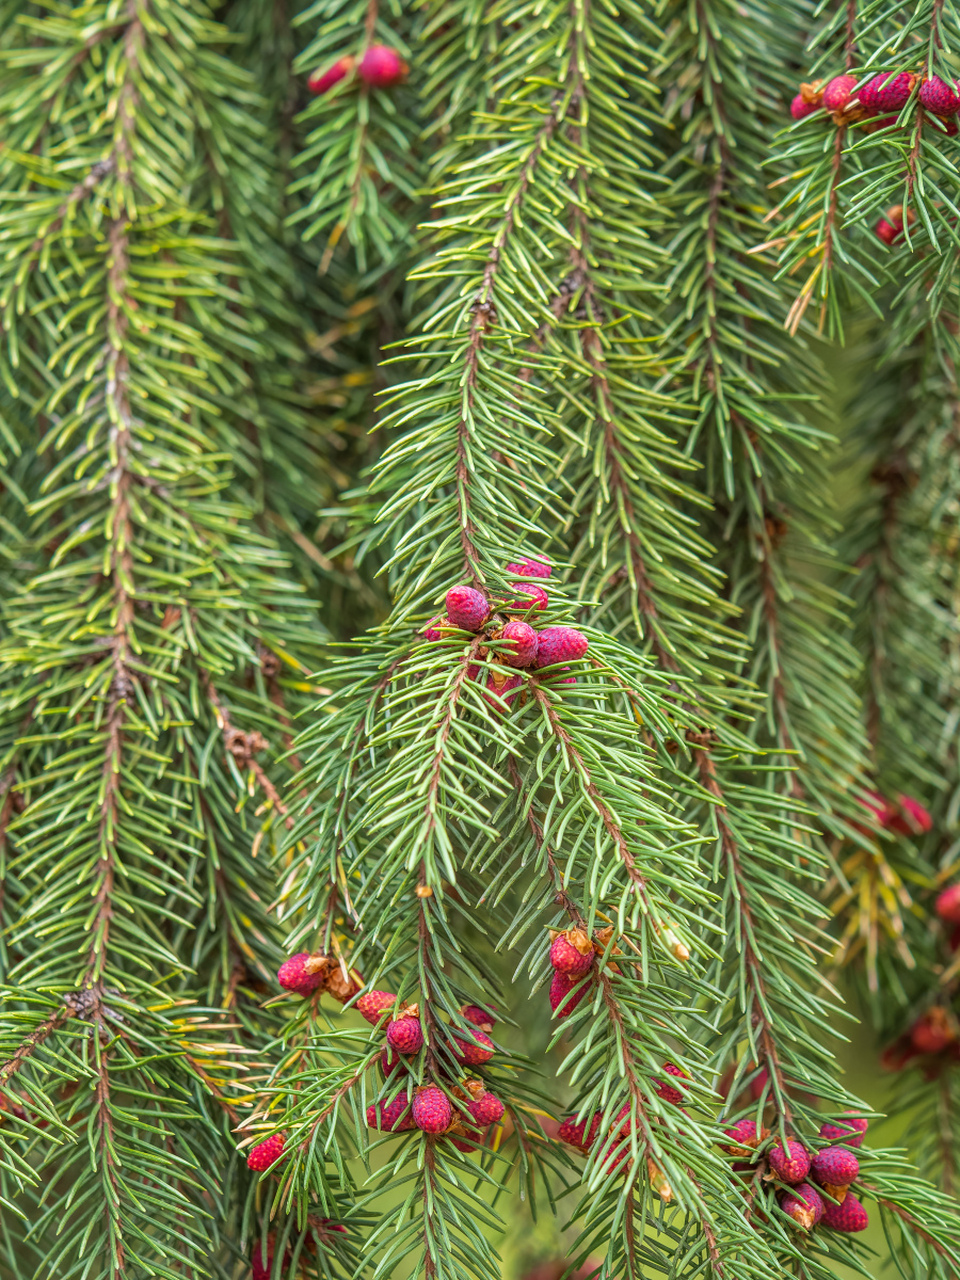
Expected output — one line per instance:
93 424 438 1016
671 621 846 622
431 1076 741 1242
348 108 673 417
0 0 959 1279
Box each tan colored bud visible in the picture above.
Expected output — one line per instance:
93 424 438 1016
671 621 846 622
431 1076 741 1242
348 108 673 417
791 1201 818 1230
565 927 594 956
647 1157 674 1203
592 926 622 956
325 966 363 1003
799 78 824 105
658 924 690 962
820 1182 849 1204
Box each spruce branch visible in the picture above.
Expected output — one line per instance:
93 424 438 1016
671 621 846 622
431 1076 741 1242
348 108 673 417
0 2 330 1272
655 0 873 840
3 0 960 1270
506 762 776 1280
770 0 960 329
291 0 424 277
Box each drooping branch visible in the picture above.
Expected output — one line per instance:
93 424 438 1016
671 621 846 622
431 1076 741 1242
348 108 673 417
507 762 731 1278
450 108 563 585
85 8 143 990
692 743 795 1125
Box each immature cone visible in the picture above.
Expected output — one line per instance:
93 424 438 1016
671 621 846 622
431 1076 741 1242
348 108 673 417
549 971 591 1019
358 44 408 88
875 205 915 246
366 1094 414 1132
653 1062 689 1106
413 1085 453 1133
558 1115 591 1149
504 558 552 579
386 1016 424 1055
445 585 489 632
857 74 885 113
822 1192 869 1232
454 1029 495 1065
780 1183 824 1230
811 1145 859 1186
935 882 960 925
467 1091 505 1126
535 626 589 668
889 793 933 835
717 1061 769 1103
749 1065 771 1100
312 1219 348 1239
819 1114 868 1147
450 1125 483 1153
860 790 892 825
877 71 916 110
379 1047 401 1077
549 929 595 977
424 616 452 641
560 1111 599 1152
0 1092 27 1124
909 1007 957 1054
879 1034 920 1072
308 55 354 95
822 74 858 112
508 582 549 613
277 952 327 996
862 71 915 113
483 668 523 713
246 1133 286 1171
541 666 577 687
769 1138 811 1185
460 1003 496 1031
721 1118 768 1156
609 1102 633 1139
919 75 960 115
497 620 538 668
357 990 397 1025
790 92 818 119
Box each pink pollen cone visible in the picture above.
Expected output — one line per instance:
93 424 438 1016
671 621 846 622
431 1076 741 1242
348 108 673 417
308 56 354 95
359 45 408 88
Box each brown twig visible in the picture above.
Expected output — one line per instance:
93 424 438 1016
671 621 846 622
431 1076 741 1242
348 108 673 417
449 105 563 584
692 745 794 1125
531 686 655 913
755 511 806 801
0 1006 68 1089
25 157 115 263
201 673 290 826
85 7 143 990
